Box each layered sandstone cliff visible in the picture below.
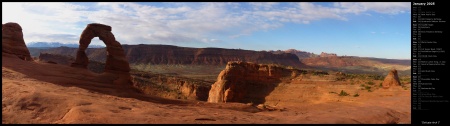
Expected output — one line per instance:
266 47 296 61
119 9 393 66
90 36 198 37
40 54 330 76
267 49 318 59
40 44 302 67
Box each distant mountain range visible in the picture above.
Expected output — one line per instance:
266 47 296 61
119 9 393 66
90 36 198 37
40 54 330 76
26 42 105 48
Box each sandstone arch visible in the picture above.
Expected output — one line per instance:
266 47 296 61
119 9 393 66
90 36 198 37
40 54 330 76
71 23 130 80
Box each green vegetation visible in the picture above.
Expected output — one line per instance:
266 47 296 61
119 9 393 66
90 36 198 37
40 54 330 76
402 85 409 90
364 86 371 90
266 63 298 70
338 73 384 80
366 81 375 85
360 83 374 92
335 76 346 81
353 93 359 97
360 84 365 87
339 90 350 96
399 76 411 84
309 70 329 76
130 64 223 81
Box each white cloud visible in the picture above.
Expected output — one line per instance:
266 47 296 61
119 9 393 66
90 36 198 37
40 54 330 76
201 38 222 43
335 2 410 15
2 2 410 45
2 2 90 44
249 2 279 10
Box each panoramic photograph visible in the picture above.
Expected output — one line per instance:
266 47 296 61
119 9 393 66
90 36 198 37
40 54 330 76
2 2 411 124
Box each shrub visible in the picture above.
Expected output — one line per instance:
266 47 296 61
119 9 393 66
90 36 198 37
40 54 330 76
339 90 349 96
353 93 359 97
402 86 408 90
364 86 371 90
367 81 375 85
335 77 346 81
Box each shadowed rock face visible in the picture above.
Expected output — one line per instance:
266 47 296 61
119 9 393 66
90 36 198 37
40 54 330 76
208 61 301 104
382 69 401 89
2 22 33 61
71 23 131 85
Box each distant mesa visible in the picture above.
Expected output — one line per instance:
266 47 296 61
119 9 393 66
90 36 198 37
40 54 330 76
319 52 337 57
2 22 33 61
70 23 131 85
382 69 402 89
208 61 301 104
267 49 317 59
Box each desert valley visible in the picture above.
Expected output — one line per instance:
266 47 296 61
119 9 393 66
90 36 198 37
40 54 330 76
2 22 411 124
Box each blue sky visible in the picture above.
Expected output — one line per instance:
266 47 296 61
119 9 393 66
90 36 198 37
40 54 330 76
2 2 411 59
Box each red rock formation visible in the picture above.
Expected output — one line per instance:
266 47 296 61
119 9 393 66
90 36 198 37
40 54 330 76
71 23 131 85
131 71 211 101
44 45 302 67
320 52 337 57
123 45 302 67
268 49 317 59
382 69 401 89
208 61 302 104
2 22 33 61
301 56 356 67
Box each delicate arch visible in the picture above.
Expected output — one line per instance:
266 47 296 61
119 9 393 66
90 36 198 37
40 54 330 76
71 23 130 74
